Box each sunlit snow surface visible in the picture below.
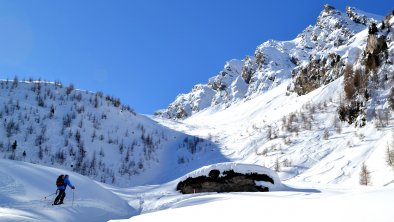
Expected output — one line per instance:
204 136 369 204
0 159 135 222
1 159 392 222
110 184 393 222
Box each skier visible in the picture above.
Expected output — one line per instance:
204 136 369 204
53 174 75 205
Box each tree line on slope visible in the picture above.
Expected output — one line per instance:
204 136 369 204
0 78 210 185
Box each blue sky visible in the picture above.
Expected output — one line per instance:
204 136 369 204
0 1 392 114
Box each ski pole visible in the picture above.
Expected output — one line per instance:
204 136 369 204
72 190 75 207
44 191 57 200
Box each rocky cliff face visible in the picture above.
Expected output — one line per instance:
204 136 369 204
157 5 390 120
339 11 393 127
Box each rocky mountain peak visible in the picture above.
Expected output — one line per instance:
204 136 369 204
323 4 336 14
346 6 383 25
158 5 390 120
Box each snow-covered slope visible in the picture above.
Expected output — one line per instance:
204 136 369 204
155 6 394 187
0 159 135 222
157 76 394 187
111 185 394 222
0 80 229 187
107 162 393 222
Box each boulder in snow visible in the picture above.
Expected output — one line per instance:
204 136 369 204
176 162 281 194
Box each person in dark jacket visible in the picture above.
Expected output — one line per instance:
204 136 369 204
53 174 75 205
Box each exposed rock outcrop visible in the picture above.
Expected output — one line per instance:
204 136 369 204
293 53 342 95
364 33 388 73
241 56 256 84
176 169 274 194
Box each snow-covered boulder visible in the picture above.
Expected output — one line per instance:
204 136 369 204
176 162 282 194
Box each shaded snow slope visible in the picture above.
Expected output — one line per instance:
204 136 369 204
0 80 230 187
0 159 136 222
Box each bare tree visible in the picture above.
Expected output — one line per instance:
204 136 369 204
388 87 394 110
282 158 292 167
386 132 394 170
333 116 342 133
274 157 281 172
65 83 74 95
266 125 272 140
344 64 356 100
38 146 44 160
12 76 18 88
323 129 330 140
375 108 390 128
359 162 371 186
386 145 394 168
91 130 97 142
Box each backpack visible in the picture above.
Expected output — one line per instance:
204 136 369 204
56 175 64 187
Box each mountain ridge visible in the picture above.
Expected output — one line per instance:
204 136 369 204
157 5 392 120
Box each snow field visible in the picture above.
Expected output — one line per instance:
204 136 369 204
0 159 136 222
